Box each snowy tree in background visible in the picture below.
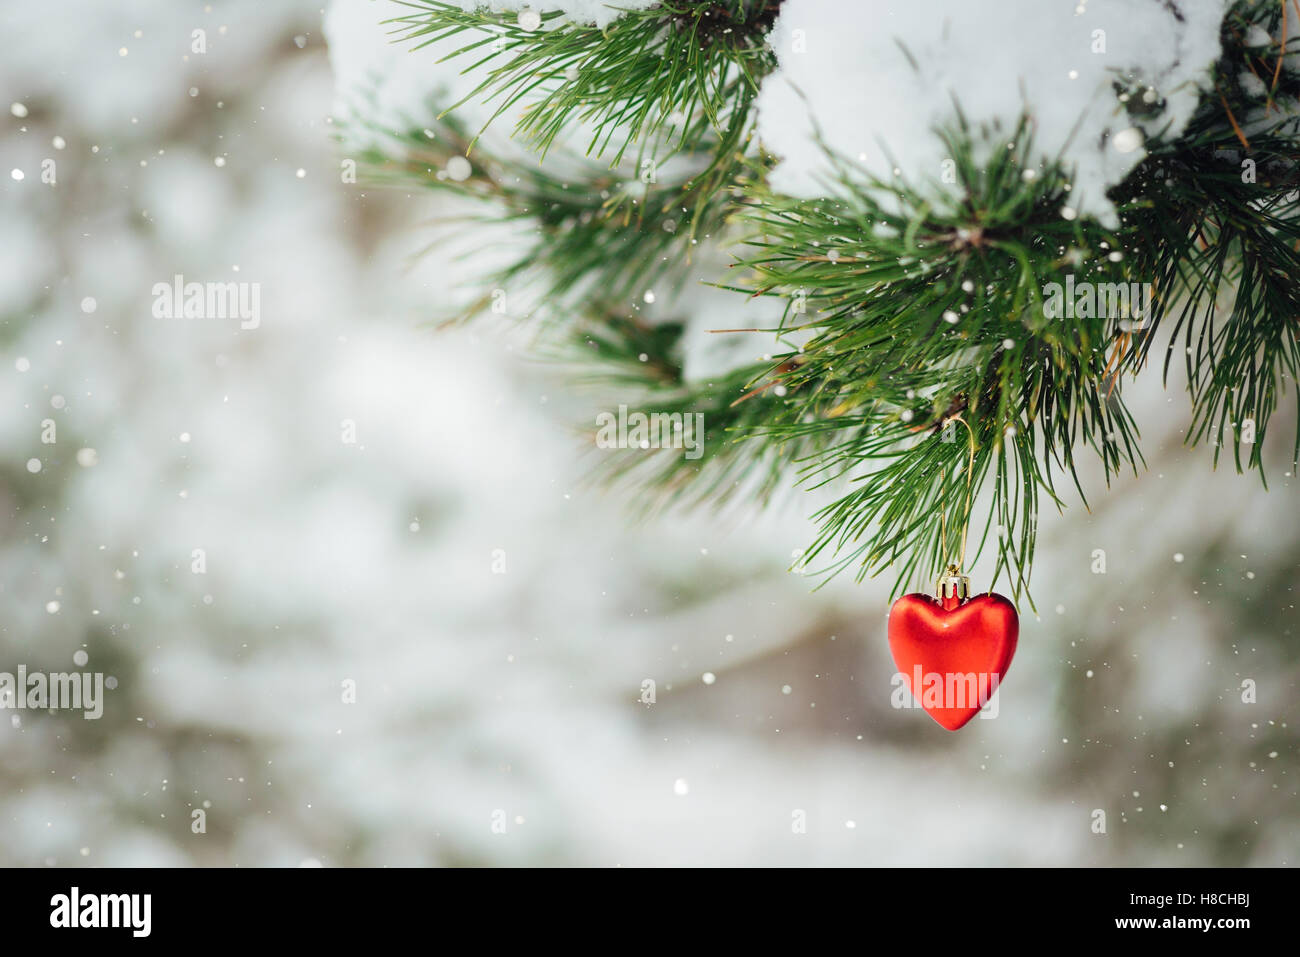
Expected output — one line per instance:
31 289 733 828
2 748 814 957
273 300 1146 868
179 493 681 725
0 0 1293 868
337 0 1300 605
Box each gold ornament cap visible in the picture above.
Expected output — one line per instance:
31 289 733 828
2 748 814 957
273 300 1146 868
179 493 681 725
936 564 970 602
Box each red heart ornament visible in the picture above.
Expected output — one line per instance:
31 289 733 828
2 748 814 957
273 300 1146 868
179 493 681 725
888 591 1018 731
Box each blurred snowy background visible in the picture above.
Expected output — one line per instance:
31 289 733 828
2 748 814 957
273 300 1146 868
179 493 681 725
0 0 1295 867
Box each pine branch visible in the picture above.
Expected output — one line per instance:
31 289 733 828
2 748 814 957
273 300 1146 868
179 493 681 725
549 307 822 511
386 0 777 164
709 119 1143 601
1115 0 1300 475
355 0 1300 604
341 92 767 317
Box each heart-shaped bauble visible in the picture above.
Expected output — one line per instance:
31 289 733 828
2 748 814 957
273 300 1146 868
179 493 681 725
888 593 1018 730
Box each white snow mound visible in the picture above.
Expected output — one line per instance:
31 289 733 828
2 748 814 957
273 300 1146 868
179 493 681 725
756 0 1231 226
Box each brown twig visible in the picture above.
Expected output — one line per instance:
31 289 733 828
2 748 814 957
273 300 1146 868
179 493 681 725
1270 0 1289 113
1218 83 1252 150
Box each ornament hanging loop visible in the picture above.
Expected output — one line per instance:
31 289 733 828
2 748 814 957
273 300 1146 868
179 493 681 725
944 413 978 570
935 564 970 607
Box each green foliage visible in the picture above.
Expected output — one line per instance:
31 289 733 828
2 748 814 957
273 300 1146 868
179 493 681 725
356 0 1300 603
715 120 1144 602
1116 0 1300 476
341 99 760 313
388 1 776 163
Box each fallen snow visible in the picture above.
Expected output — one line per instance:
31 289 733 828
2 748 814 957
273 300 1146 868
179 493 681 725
756 0 1231 226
